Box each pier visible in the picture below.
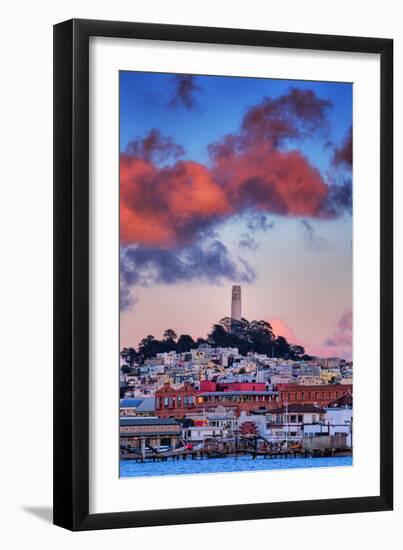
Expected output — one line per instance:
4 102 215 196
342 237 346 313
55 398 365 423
120 434 352 463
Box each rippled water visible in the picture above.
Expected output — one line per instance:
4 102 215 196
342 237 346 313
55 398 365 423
120 454 352 478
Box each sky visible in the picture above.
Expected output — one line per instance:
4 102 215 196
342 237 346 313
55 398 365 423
119 71 353 359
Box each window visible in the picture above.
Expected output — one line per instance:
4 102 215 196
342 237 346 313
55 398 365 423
301 392 305 400
290 415 297 423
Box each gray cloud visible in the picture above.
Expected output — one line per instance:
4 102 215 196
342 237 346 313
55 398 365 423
120 239 255 310
168 75 201 110
300 219 329 251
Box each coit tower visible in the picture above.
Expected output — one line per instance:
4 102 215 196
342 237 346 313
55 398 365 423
231 285 242 321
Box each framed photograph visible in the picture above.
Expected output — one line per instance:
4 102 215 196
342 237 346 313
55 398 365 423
53 19 393 530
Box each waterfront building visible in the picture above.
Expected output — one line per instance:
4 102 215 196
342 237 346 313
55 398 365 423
120 417 182 453
264 404 326 442
277 383 352 407
324 406 353 447
183 406 237 443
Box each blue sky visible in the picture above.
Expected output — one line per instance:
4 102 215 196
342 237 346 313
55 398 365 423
120 71 352 173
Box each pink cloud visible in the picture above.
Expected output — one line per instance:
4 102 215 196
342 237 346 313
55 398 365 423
268 318 298 343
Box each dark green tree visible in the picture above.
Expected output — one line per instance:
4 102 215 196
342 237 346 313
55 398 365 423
163 328 177 342
120 347 137 366
208 324 228 346
176 334 196 353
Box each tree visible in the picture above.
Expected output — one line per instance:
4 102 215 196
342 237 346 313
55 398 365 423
120 347 137 366
176 334 196 353
249 320 275 354
133 316 304 361
208 324 228 346
138 335 162 359
195 337 208 347
217 317 233 333
274 336 290 358
163 329 177 342
290 344 306 360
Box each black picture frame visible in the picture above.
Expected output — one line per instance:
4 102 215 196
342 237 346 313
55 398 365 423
53 18 393 531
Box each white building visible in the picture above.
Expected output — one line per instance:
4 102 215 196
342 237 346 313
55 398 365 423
183 406 237 443
324 406 353 447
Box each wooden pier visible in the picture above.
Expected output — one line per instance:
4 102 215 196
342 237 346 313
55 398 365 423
120 447 352 463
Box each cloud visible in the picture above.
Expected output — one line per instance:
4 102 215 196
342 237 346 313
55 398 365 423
120 88 353 309
321 178 352 216
208 88 339 220
120 278 138 311
120 239 255 309
238 233 259 251
238 212 275 250
239 87 332 148
338 309 352 332
121 92 347 249
120 152 230 247
245 212 274 233
332 127 352 169
125 129 185 164
268 318 298 342
168 75 201 110
300 219 328 250
324 309 352 348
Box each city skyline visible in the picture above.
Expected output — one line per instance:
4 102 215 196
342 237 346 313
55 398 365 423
120 72 352 359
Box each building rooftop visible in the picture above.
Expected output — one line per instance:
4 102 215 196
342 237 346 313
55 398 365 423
199 391 277 397
277 383 351 390
135 397 156 412
120 430 180 438
327 392 353 408
120 417 180 426
120 398 143 408
270 404 326 414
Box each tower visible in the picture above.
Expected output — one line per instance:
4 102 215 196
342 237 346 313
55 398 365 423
231 285 242 321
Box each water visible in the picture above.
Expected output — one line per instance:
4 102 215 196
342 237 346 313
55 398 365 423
120 455 352 478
